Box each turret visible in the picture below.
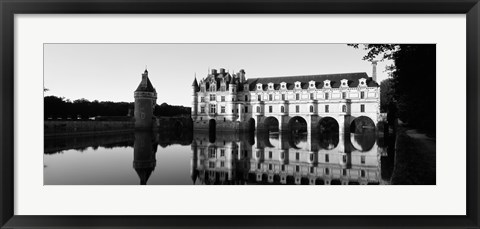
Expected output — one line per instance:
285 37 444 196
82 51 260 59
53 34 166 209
192 75 199 119
134 69 157 130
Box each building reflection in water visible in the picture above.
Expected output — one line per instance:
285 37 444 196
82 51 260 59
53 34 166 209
133 131 159 185
191 130 392 185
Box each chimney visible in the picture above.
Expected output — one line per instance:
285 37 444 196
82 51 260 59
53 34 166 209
371 61 378 82
219 68 225 74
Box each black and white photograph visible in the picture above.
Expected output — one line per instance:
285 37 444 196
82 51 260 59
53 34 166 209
43 43 436 185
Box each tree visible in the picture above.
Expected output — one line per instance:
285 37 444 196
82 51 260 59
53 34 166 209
379 78 394 113
349 44 436 134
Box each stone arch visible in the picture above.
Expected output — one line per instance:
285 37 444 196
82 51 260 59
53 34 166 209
264 116 280 133
208 119 216 143
318 116 340 134
247 118 256 132
287 116 308 134
349 116 376 134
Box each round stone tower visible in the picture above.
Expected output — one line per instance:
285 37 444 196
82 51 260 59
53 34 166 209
191 75 199 120
134 69 157 130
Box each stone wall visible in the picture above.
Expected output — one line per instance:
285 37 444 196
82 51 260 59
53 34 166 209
45 120 134 136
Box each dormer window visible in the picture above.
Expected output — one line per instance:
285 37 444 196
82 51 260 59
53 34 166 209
341 79 349 88
268 82 274 90
323 80 331 88
256 83 263 91
309 80 316 89
295 81 301 89
359 78 367 87
280 82 287 90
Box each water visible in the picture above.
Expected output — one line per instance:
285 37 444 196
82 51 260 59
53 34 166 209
44 130 394 185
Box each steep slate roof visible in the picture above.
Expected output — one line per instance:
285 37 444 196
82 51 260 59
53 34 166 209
135 70 156 93
244 72 378 91
135 77 156 92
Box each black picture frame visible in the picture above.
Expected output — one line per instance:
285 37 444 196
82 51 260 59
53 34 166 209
1 0 479 228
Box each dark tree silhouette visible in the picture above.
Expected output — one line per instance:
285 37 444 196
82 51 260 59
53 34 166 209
44 96 191 120
349 44 436 134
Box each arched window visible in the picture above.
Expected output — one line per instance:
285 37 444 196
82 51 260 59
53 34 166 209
342 105 347 112
256 106 261 113
281 106 285 112
310 105 314 112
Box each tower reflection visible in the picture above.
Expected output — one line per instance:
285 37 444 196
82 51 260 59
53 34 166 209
133 131 158 185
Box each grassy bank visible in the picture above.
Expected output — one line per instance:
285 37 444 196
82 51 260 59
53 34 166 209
390 125 436 185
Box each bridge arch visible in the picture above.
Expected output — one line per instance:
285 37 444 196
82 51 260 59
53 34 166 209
263 116 280 133
247 118 256 132
318 116 340 135
349 116 376 134
287 116 308 134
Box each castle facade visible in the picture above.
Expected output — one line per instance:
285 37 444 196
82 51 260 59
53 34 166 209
192 64 380 134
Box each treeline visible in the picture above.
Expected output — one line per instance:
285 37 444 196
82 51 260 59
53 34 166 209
350 44 435 135
44 96 191 119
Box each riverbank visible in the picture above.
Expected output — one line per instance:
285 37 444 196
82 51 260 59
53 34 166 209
45 120 134 137
390 123 436 185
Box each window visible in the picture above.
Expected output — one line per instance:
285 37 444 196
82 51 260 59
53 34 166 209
361 91 365 99
223 118 226 122
258 95 261 101
210 104 216 113
220 161 225 167
209 148 216 158
325 93 329 100
200 106 205 113
325 154 329 163
200 97 205 102
245 106 248 113
342 155 347 163
209 161 215 168
281 152 285 159
296 165 300 172
281 165 285 171
325 105 329 113
281 94 285 100
269 94 273 101
342 92 347 99
256 106 261 113
269 106 272 113
220 149 225 157
310 105 314 113
257 163 261 169
221 106 225 113
256 151 260 158
210 94 216 101
361 170 366 177
269 151 272 158
342 105 347 112
310 93 314 100
310 167 315 173
296 152 300 160
269 164 273 170
245 95 248 101
343 169 347 176
296 93 300 100
296 105 300 113
325 168 330 175
281 106 284 112
361 155 366 164
257 85 262 90
310 154 314 161
221 85 226 92
361 104 365 112
221 96 225 102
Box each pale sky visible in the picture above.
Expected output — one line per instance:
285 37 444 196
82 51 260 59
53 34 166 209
44 44 393 107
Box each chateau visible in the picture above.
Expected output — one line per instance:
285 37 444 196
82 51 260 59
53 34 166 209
192 63 380 134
